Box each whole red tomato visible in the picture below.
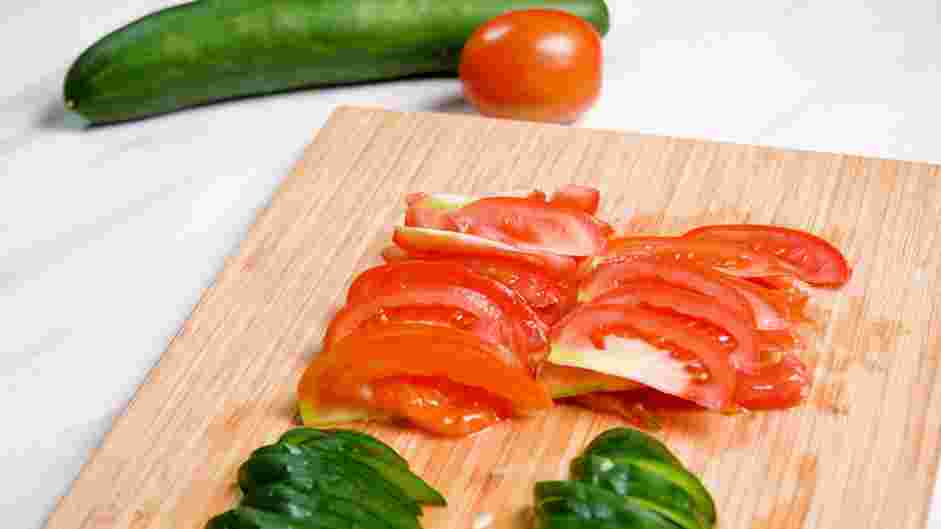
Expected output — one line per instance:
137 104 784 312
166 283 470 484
459 9 603 123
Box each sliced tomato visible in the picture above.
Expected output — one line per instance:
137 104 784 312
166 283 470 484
721 275 810 331
599 236 799 280
734 354 811 410
393 226 576 277
579 257 756 327
592 280 760 372
372 376 515 436
404 193 466 230
446 197 607 256
451 256 576 313
548 303 736 410
298 323 554 435
684 225 851 286
549 184 601 215
538 362 640 398
343 261 548 367
381 245 411 263
563 392 662 430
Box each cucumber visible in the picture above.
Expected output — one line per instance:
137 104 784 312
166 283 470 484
277 428 409 469
580 427 682 467
209 506 351 529
244 442 444 507
237 450 422 516
571 455 716 529
64 0 611 124
241 482 402 529
535 481 683 529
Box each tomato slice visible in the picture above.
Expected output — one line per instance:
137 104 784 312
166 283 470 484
372 376 515 436
393 226 576 277
684 225 851 286
600 236 797 280
734 354 812 409
343 261 548 368
592 280 759 372
722 275 810 330
580 257 756 327
381 245 411 263
298 323 554 434
548 303 736 410
446 197 607 257
549 184 601 215
538 362 640 398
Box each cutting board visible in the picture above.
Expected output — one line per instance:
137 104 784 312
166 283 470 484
46 107 941 529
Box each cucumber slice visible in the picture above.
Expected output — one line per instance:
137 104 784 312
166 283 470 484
237 450 421 516
277 428 409 469
535 481 683 529
241 482 405 529
572 455 716 529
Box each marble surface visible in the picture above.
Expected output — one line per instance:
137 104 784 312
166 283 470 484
3 0 940 527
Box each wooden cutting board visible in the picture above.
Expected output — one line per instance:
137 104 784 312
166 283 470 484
46 107 941 529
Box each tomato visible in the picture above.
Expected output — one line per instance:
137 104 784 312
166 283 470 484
459 9 602 123
600 236 798 280
592 280 760 372
550 185 601 215
341 261 549 369
548 303 736 410
448 197 607 256
381 245 410 263
538 362 640 398
580 257 756 327
298 323 554 435
447 257 577 323
684 225 851 286
722 275 810 330
372 376 514 436
734 354 812 409
393 226 576 277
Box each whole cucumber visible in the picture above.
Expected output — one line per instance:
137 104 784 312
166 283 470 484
64 0 611 124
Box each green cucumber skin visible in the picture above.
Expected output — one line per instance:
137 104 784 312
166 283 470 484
64 0 611 124
535 481 683 529
277 428 409 469
241 483 398 529
571 455 715 529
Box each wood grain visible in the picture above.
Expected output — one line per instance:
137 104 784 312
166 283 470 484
45 107 941 529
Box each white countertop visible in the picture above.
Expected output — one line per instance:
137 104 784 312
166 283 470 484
3 1 940 527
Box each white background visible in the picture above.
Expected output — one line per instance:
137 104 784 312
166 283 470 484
2 1 940 527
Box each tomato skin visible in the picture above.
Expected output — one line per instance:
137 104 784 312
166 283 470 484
684 225 851 286
601 236 798 280
460 9 602 123
549 302 737 410
734 354 811 409
298 323 553 435
372 376 514 436
580 257 756 327
592 280 760 373
394 226 577 277
550 185 601 215
342 261 549 368
449 197 607 257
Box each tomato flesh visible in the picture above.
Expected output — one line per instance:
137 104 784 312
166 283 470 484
685 225 851 286
298 323 553 434
601 236 798 280
448 197 607 257
734 354 812 409
549 303 736 410
550 184 601 215
343 261 549 369
592 280 760 372
580 257 756 327
459 9 602 123
393 226 576 277
372 376 514 436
